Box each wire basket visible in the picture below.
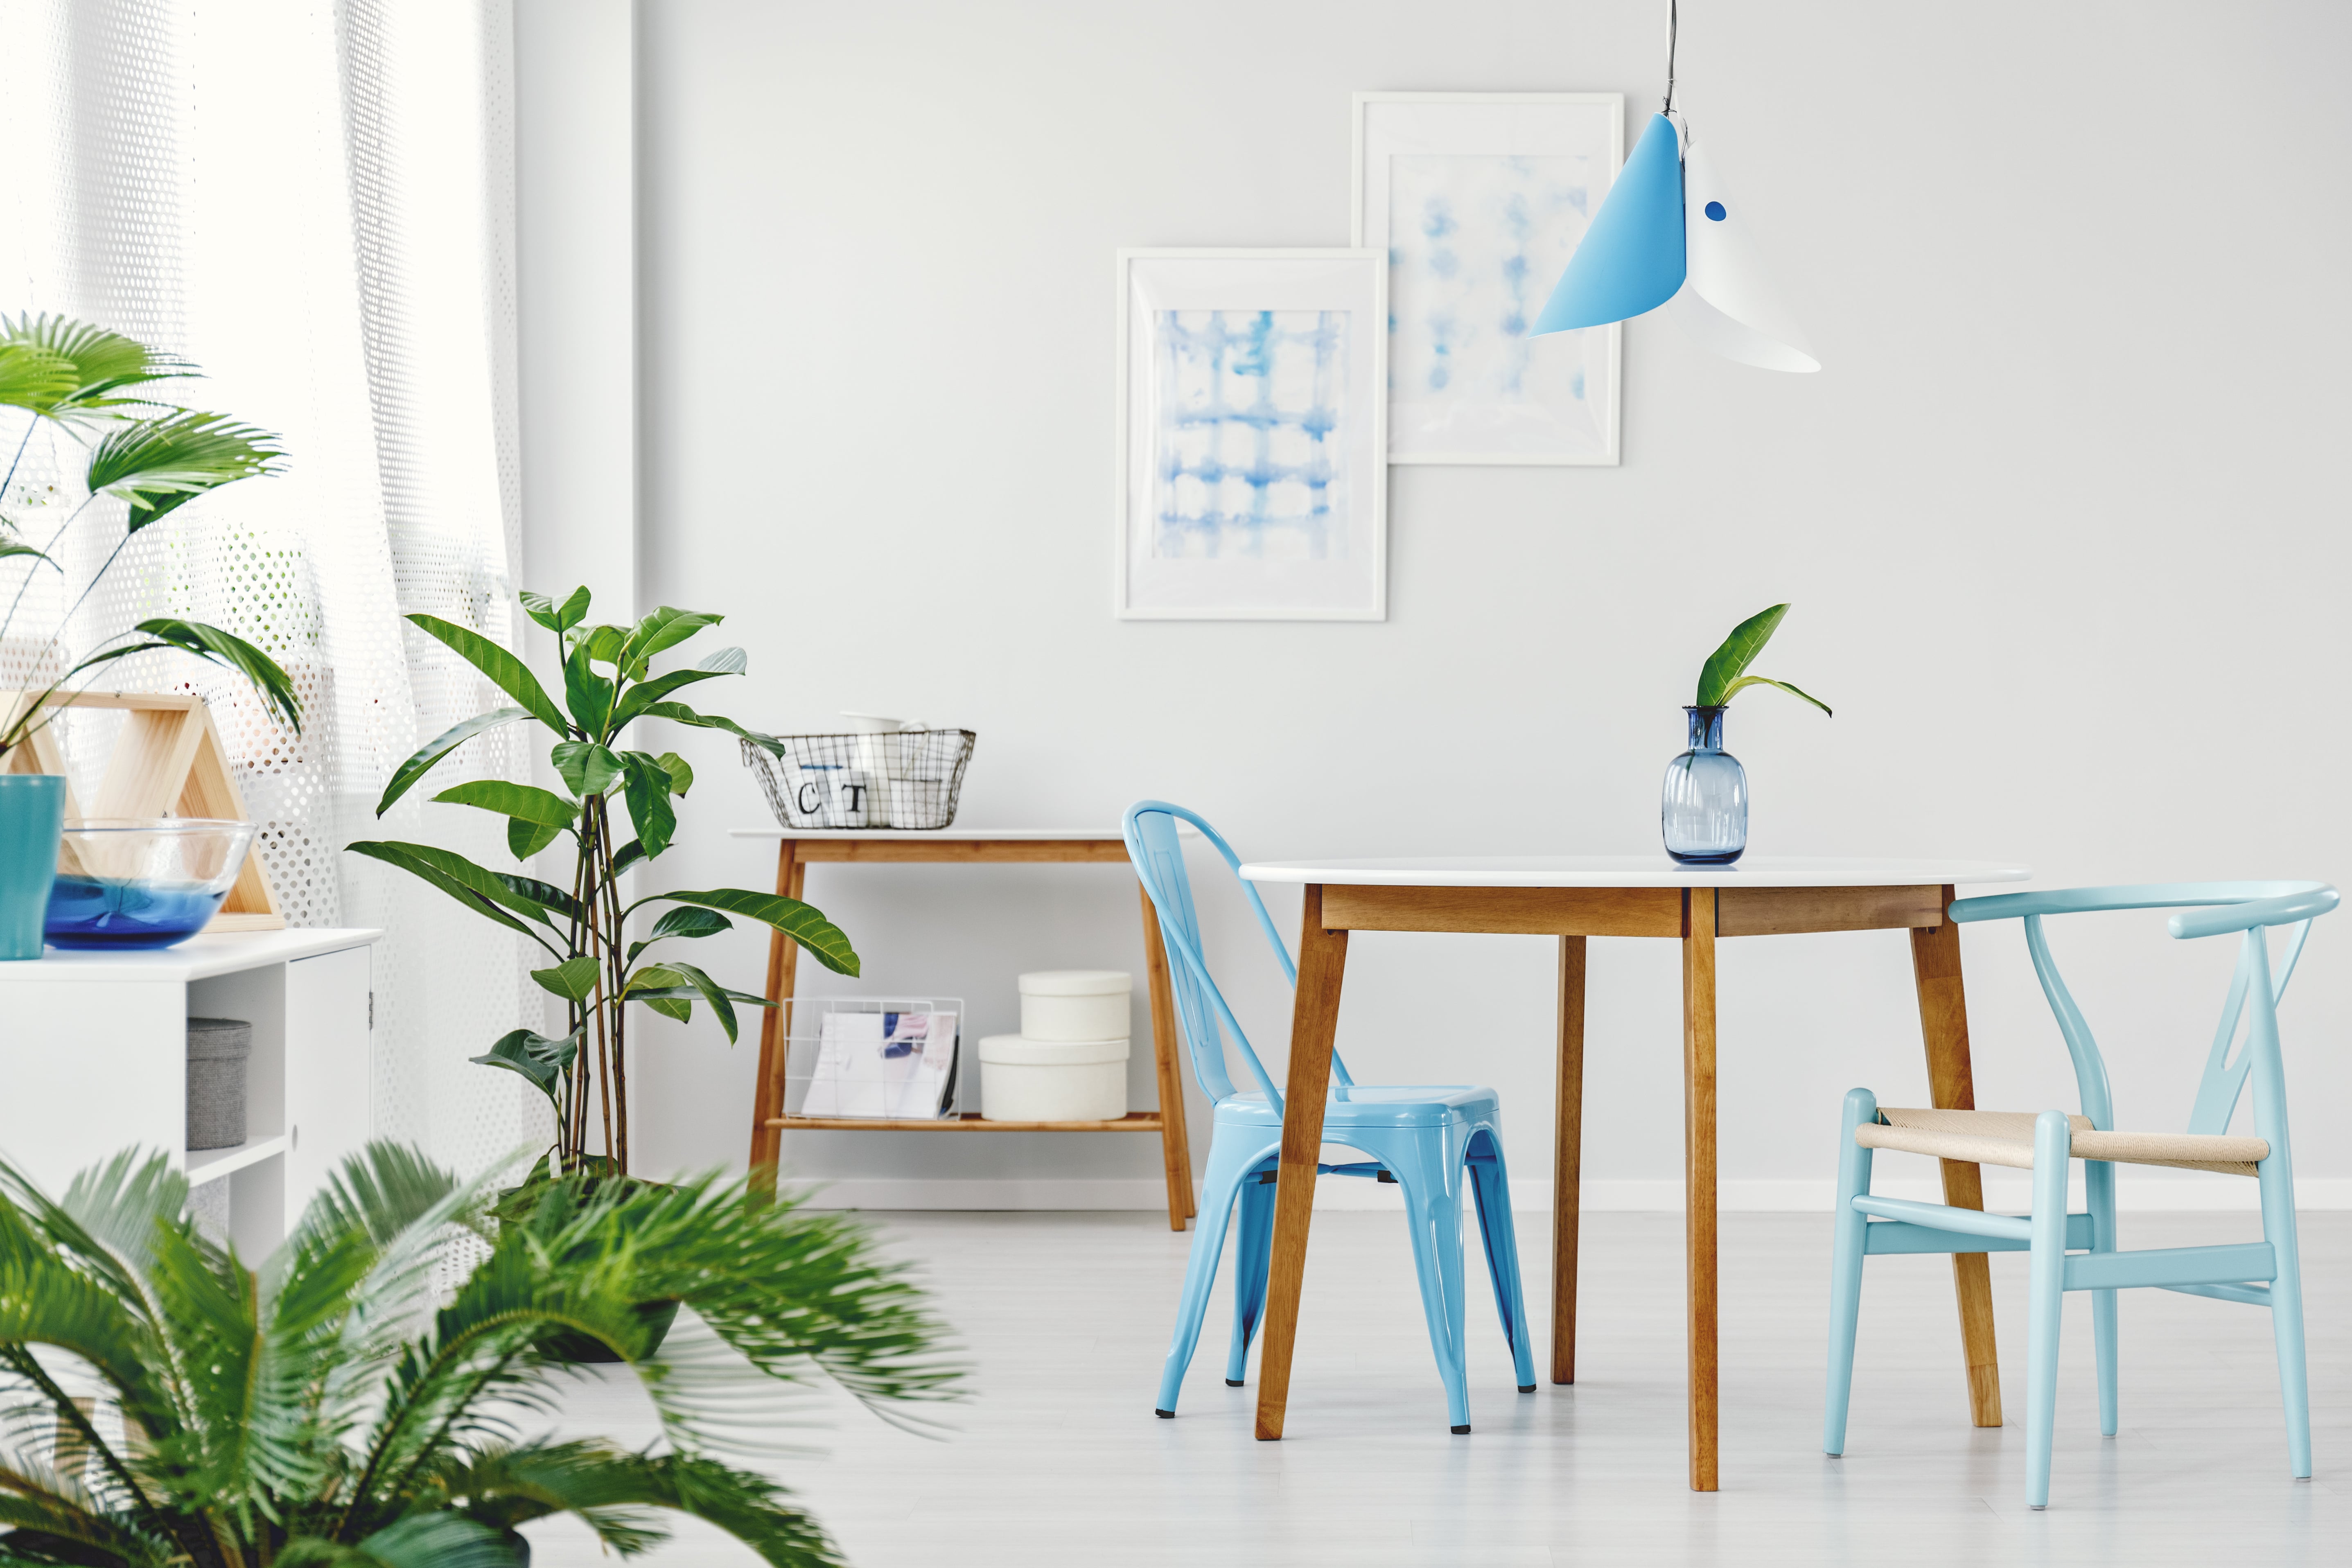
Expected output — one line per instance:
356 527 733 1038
740 728 976 830
779 997 964 1121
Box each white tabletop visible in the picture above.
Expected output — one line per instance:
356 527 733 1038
731 825 1194 840
1237 855 2030 889
0 927 384 983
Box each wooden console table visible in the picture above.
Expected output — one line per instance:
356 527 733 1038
733 828 1198 1229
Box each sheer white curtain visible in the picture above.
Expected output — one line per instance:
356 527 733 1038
0 0 545 1178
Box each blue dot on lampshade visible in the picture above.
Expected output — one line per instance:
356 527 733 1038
1704 200 1727 221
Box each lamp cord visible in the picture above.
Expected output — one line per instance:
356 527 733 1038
1663 0 1679 115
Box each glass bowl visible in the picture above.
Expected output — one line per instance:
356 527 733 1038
45 818 259 950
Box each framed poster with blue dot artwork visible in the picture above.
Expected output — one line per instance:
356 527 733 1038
1115 249 1387 620
1354 93 1623 466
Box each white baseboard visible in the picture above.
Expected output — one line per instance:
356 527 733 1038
786 1175 2352 1214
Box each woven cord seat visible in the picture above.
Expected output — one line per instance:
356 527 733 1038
1858 1105 2269 1177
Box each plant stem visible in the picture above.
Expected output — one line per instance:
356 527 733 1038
0 492 93 658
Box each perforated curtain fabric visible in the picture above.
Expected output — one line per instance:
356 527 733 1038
0 0 548 1180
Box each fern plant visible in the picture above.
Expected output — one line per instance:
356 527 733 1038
348 587 855 1179
0 314 301 759
0 1144 958 1568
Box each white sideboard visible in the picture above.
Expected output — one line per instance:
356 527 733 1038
0 928 381 1255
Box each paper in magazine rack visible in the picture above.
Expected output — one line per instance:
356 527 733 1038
790 997 963 1120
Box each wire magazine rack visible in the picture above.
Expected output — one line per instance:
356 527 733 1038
741 728 975 830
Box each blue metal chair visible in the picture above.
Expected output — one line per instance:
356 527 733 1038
1824 881 2336 1508
1125 801 1538 1433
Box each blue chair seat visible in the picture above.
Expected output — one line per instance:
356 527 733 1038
1127 801 1537 1434
1213 1085 1501 1129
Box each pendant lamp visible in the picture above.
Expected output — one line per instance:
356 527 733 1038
1529 2 1819 372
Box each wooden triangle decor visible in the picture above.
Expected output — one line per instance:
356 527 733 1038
0 690 286 931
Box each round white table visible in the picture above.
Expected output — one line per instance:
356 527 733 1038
1232 854 2030 1490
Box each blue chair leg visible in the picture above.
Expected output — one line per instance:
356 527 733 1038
1392 1150 1474 1432
1156 1135 1269 1417
1824 1087 1877 1456
2086 1157 2119 1438
2257 1149 2313 1479
2025 1110 2072 1509
1465 1132 1538 1393
1225 1164 1277 1385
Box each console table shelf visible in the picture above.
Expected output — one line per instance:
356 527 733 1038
732 827 1198 1228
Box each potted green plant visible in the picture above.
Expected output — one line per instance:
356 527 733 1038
0 315 303 959
349 586 855 1184
1661 602 1831 864
0 1143 958 1567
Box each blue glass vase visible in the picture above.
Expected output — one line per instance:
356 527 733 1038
1662 706 1747 865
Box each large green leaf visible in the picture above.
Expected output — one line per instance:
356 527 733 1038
345 840 556 931
618 607 722 680
657 751 694 796
470 1028 580 1102
551 740 623 796
562 637 615 737
656 889 858 977
509 815 564 861
492 871 586 925
628 905 731 962
1694 604 1790 707
405 614 569 736
607 663 739 732
86 409 285 529
519 585 591 636
0 539 58 570
1717 674 1833 716
619 752 679 860
666 961 771 1044
131 617 302 732
429 779 580 828
638 700 784 757
531 956 601 1003
377 706 530 816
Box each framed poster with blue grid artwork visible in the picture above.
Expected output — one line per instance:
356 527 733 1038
1115 249 1386 621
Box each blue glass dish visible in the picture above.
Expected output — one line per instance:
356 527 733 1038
44 819 257 950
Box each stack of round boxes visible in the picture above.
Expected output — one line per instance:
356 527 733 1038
977 970 1132 1121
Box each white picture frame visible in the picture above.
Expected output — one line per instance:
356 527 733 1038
1353 91 1624 467
1115 248 1387 622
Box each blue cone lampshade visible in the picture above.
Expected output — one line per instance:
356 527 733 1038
1529 111 1686 335
1666 137 1820 372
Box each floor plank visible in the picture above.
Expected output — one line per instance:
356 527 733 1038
528 1209 2352 1566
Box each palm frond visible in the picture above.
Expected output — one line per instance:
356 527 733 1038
0 316 193 421
84 411 284 532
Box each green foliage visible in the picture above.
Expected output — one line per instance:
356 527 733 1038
0 315 300 762
351 587 853 1176
1692 603 1833 716
0 1144 960 1568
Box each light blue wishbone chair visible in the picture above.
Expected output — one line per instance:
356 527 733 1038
1824 880 2336 1509
1125 801 1538 1433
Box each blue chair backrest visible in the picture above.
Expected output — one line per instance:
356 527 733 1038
1124 801 1354 1112
1948 882 2336 1144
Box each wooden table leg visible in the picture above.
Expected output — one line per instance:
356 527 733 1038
1139 882 1196 1230
1682 888 1720 1492
1551 934 1587 1384
746 839 804 1203
1912 884 2003 1427
1254 883 1348 1441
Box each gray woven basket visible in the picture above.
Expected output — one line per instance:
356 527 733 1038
186 1017 252 1151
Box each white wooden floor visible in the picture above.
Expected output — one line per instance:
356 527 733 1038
530 1209 2351 1566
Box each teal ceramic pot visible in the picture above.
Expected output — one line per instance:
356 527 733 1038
0 774 67 960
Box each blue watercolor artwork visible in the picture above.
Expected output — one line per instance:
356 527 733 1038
1386 153 1611 460
1152 309 1350 562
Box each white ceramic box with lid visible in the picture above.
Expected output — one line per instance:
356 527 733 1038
1018 969 1131 1041
977 1035 1129 1122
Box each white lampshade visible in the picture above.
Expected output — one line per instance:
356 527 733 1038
1665 134 1819 373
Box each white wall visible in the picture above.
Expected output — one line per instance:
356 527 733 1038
524 0 2352 1208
